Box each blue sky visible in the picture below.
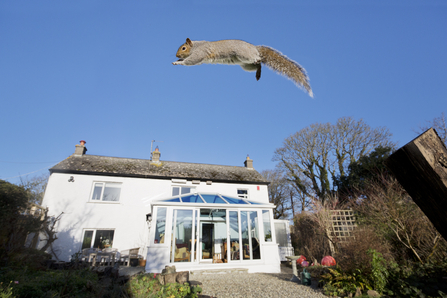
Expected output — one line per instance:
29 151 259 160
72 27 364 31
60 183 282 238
1 1 446 185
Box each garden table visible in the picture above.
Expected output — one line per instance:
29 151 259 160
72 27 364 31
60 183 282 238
89 251 116 266
285 256 301 282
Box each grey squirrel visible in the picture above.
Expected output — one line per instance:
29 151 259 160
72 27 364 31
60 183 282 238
173 38 313 97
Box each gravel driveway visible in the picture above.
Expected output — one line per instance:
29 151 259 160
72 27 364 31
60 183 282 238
191 264 327 298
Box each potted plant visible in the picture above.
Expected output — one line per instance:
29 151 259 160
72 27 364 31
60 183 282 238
102 238 111 248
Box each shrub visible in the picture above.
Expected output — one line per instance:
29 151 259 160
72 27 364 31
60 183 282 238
0 282 15 298
319 249 391 296
292 212 331 261
385 260 447 297
320 266 371 297
353 176 447 264
128 273 201 298
336 226 393 276
1 268 100 298
368 249 389 294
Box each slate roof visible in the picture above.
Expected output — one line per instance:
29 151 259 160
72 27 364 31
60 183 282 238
50 154 268 184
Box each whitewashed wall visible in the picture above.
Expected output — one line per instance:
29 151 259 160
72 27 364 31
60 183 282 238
41 172 269 262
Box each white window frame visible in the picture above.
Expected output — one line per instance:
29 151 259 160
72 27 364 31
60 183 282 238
81 228 115 250
237 189 249 200
90 182 122 203
172 186 194 196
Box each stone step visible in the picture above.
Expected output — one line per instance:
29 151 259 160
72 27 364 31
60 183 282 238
190 268 248 275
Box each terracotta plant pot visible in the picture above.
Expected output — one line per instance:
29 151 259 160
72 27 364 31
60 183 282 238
139 259 146 267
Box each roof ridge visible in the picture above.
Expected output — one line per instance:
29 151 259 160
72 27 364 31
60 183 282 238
70 154 247 168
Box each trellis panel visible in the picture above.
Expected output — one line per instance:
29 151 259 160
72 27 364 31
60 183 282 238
329 210 356 242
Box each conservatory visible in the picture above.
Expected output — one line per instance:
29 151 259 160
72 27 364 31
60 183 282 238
145 192 281 273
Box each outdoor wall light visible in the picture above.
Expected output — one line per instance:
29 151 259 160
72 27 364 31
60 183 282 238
146 213 152 228
68 176 75 182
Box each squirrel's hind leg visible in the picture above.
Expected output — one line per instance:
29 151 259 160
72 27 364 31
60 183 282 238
240 63 262 80
256 64 261 81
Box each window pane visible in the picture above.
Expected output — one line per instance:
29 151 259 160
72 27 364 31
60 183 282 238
181 187 191 195
181 195 202 203
155 207 167 244
275 222 288 247
250 211 261 259
201 194 226 204
172 210 193 262
221 196 248 204
241 211 250 260
91 183 103 201
82 230 93 249
103 184 121 201
93 230 114 249
229 211 240 260
172 187 180 196
262 210 272 242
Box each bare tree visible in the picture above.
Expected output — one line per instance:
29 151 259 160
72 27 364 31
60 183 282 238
261 169 291 219
273 117 395 204
20 173 49 205
289 176 312 212
416 112 447 145
38 211 63 257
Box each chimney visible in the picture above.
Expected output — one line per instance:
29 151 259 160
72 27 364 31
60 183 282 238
74 140 87 156
151 146 161 164
244 155 253 170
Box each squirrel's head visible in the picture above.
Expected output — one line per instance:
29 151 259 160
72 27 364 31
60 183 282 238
176 38 193 59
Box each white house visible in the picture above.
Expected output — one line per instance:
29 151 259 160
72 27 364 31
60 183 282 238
41 141 291 273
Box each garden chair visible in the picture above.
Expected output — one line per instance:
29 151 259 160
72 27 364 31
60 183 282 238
120 247 140 266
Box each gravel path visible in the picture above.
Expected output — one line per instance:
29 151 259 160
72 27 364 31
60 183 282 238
191 265 328 298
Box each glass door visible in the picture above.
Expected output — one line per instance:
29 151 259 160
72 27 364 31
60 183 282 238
199 209 227 263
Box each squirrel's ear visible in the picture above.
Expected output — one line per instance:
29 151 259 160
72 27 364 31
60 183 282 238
186 38 193 47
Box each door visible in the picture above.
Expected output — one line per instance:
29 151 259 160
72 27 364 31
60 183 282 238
201 223 213 261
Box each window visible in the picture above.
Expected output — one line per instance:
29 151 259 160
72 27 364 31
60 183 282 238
171 209 193 263
172 186 192 196
237 189 248 200
240 210 261 260
91 182 121 202
81 229 115 249
274 222 288 247
154 207 167 244
262 210 272 242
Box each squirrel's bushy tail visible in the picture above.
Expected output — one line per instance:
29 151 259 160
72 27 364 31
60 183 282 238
257 46 313 97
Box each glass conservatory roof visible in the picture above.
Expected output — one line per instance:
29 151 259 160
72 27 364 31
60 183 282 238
152 192 272 206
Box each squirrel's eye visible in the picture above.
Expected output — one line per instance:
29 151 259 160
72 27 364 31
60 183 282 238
182 47 186 51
